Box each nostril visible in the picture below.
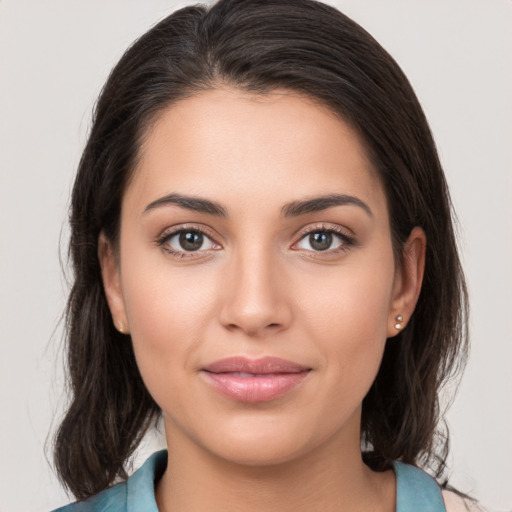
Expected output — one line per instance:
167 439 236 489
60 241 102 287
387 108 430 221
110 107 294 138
224 321 283 336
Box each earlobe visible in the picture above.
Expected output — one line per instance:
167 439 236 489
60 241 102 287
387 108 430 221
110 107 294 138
98 232 129 335
387 227 426 337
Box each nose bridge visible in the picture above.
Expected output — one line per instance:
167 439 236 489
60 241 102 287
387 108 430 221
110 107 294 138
219 240 290 336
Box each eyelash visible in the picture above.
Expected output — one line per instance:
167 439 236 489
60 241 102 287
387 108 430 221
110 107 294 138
156 224 220 259
156 223 355 259
291 224 355 257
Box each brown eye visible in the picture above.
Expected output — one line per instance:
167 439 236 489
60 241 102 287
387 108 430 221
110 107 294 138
294 228 353 254
179 231 204 251
309 232 333 251
161 228 220 255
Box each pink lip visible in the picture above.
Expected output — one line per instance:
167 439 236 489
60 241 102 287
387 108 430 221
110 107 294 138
201 357 311 403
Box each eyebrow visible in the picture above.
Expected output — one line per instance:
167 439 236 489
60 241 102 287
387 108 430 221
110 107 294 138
144 193 228 217
143 192 373 218
281 194 373 218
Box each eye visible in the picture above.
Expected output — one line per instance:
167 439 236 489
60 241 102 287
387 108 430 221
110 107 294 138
294 228 353 253
158 227 221 256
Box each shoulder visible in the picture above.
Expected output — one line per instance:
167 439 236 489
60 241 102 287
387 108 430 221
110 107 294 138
442 490 487 512
394 461 446 511
51 482 127 512
50 450 168 512
393 462 486 512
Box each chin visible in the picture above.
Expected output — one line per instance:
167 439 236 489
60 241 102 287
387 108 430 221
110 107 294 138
192 411 346 469
211 436 310 468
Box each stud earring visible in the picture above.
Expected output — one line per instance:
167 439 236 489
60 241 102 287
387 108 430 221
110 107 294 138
394 315 404 330
117 321 126 334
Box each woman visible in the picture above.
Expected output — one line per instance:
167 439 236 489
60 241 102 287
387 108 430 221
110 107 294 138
52 0 475 510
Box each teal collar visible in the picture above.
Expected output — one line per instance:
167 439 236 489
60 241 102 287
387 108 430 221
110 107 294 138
393 460 446 512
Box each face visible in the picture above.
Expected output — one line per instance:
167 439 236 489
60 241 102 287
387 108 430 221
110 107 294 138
100 88 424 467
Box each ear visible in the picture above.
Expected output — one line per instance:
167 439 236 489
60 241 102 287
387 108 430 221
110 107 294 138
98 232 129 334
387 227 426 337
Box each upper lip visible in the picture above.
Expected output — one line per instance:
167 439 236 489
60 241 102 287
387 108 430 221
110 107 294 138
202 356 310 374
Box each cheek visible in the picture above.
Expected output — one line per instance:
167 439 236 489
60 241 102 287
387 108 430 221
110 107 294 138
298 256 394 336
294 249 395 388
119 246 220 401
124 270 213 344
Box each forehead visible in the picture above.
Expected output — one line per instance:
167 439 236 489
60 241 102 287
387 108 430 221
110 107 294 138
126 87 387 219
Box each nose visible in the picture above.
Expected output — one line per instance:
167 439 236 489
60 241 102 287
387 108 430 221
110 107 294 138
218 247 292 337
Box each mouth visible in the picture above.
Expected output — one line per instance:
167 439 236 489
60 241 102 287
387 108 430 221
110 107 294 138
200 356 312 403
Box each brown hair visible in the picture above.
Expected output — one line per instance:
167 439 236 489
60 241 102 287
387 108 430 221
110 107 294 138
55 0 468 500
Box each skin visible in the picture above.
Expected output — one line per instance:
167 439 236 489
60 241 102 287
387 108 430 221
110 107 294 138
99 88 426 512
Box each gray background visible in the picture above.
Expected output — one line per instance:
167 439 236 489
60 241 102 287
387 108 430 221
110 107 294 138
1 1 511 510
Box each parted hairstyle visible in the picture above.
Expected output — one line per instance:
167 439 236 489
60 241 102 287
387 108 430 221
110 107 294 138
54 0 468 500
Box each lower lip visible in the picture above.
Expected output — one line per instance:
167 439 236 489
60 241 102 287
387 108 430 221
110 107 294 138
201 371 310 403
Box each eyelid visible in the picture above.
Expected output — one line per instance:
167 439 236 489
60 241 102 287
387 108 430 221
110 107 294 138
157 223 220 241
290 223 355 253
156 223 222 257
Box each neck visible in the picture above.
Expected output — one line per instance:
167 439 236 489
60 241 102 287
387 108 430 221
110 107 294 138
155 420 395 512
